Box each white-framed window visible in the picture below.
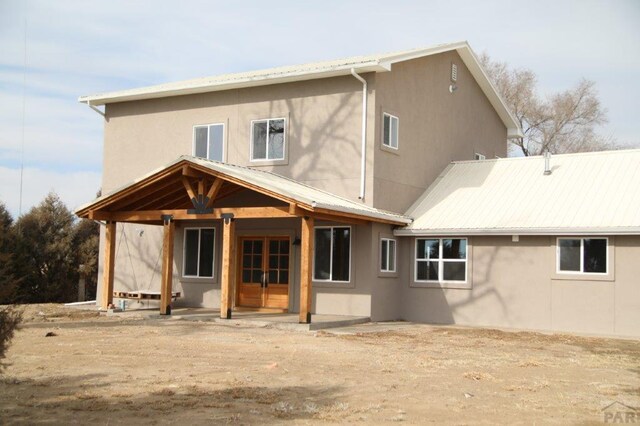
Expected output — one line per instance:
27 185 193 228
313 226 351 282
557 237 608 274
415 238 467 282
383 113 399 149
193 123 224 162
250 118 285 161
183 227 215 278
474 153 486 160
380 238 396 273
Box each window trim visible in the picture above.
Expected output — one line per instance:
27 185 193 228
192 123 225 162
382 112 399 150
556 237 609 275
182 227 216 279
380 237 397 273
414 238 468 284
249 117 287 162
312 225 352 283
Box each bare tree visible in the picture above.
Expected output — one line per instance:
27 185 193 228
479 53 614 156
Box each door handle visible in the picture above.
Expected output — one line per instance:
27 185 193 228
262 272 269 288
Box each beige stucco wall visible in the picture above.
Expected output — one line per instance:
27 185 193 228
373 51 508 213
399 235 640 337
94 52 527 324
102 74 376 204
103 213 388 319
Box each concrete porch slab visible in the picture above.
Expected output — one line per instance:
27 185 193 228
142 308 370 331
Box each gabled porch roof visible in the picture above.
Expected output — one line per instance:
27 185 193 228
75 155 411 226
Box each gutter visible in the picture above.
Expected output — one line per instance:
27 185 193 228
393 228 640 237
350 68 367 201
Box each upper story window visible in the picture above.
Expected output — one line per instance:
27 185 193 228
416 238 467 282
251 118 285 161
383 113 399 149
183 227 215 278
474 153 486 160
313 226 351 282
380 238 397 273
557 238 607 274
194 124 224 162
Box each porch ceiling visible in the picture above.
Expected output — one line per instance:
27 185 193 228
75 156 412 225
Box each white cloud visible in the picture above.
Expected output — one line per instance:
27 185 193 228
0 166 101 218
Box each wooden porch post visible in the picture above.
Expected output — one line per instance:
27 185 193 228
160 215 175 315
101 221 117 310
299 216 314 324
220 214 236 319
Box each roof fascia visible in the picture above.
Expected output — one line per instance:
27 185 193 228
79 63 389 106
393 228 640 237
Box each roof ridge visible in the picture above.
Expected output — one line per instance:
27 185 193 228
79 41 469 103
451 148 640 165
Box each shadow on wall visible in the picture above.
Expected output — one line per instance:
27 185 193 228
449 244 509 317
113 223 164 294
406 241 527 326
258 90 362 189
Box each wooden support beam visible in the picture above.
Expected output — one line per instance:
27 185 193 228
205 178 224 208
101 221 117 310
160 216 175 315
220 216 236 319
289 202 300 215
311 212 367 225
109 177 182 211
314 207 401 225
197 179 204 197
181 176 197 203
289 203 367 225
90 206 296 222
136 187 186 210
299 216 314 324
181 165 205 178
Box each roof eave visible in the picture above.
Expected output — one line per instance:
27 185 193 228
78 62 390 106
393 227 640 237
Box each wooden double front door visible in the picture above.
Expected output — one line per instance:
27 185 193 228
236 237 290 309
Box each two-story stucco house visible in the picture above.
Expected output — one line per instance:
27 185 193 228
76 41 640 337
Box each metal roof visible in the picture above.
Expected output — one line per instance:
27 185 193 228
396 149 640 236
76 156 411 225
78 41 522 138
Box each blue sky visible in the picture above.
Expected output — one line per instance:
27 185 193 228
1 0 639 217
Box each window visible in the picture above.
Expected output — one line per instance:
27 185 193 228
193 124 224 162
313 226 351 282
557 238 607 274
415 238 467 282
183 228 215 278
380 238 396 273
474 153 486 160
383 113 399 149
251 118 285 161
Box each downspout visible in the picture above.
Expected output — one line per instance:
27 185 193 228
350 68 367 201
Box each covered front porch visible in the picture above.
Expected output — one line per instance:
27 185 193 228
76 156 410 324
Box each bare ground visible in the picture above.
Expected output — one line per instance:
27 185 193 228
1 304 638 425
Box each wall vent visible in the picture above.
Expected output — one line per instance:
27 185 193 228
451 63 458 82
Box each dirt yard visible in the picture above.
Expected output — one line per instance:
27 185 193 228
1 304 638 424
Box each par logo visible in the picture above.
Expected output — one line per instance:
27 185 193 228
602 401 638 424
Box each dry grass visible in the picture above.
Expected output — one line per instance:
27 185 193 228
0 304 638 425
